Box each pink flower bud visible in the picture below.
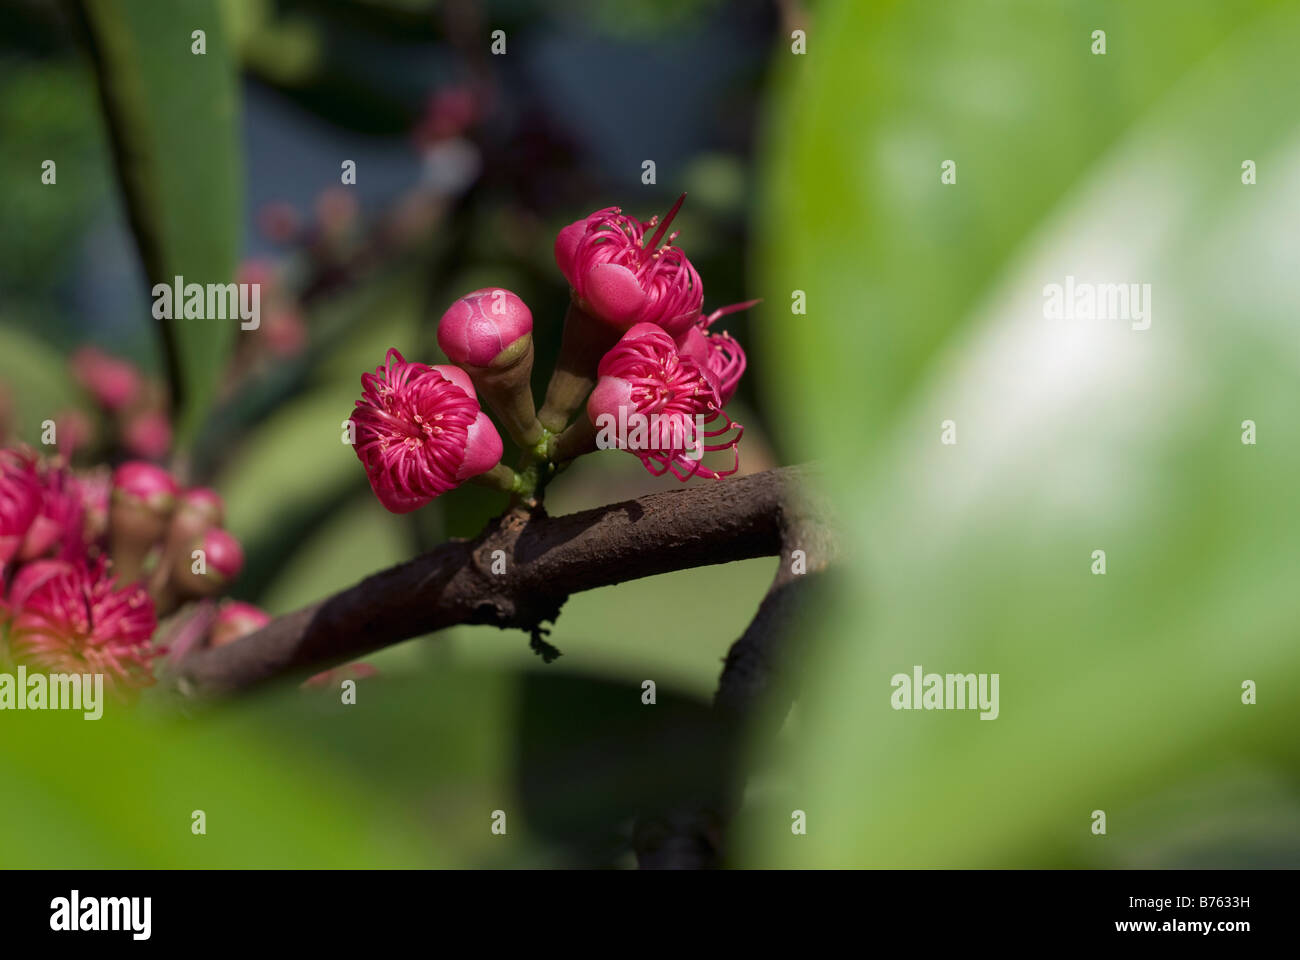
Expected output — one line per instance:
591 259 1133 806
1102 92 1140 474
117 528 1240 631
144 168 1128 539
555 195 703 338
179 487 224 525
587 324 742 481
109 462 178 583
437 287 533 368
350 348 492 513
70 347 142 412
170 526 243 600
6 557 159 694
198 527 244 581
111 461 178 511
123 409 173 460
210 600 271 648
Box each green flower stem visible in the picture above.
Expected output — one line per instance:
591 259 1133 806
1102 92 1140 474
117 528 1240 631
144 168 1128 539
470 462 520 493
551 414 599 463
537 301 620 433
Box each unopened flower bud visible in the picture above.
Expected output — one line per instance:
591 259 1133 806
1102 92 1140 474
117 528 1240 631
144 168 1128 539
209 600 271 648
437 288 543 447
108 461 177 583
70 347 142 412
172 526 244 599
123 409 173 460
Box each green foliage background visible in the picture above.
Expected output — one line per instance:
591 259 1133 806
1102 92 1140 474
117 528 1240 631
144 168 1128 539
744 0 1300 867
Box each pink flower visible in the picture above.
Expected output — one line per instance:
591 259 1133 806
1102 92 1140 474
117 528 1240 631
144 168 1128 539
437 287 533 367
70 347 142 412
20 463 87 563
414 86 479 145
0 450 42 568
53 409 93 458
123 409 173 460
350 349 502 513
555 195 703 338
257 201 302 244
6 557 158 694
210 601 271 649
675 301 756 407
264 309 308 357
587 323 742 481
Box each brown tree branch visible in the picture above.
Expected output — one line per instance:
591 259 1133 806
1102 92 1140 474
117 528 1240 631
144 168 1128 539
632 479 836 869
172 465 819 700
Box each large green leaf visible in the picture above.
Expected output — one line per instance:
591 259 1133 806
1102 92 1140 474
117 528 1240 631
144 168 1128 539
746 0 1300 866
76 0 242 447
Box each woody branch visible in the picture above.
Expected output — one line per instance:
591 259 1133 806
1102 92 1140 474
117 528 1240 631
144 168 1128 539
172 465 827 700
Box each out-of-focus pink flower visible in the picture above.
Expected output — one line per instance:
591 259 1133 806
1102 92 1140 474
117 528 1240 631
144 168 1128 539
109 461 178 582
170 525 244 601
237 258 277 297
178 487 224 525
315 187 359 237
70 347 141 412
53 409 93 458
196 527 244 582
20 463 86 563
587 323 742 481
674 301 756 407
437 287 533 368
0 450 42 568
414 86 479 146
555 195 703 338
6 557 158 694
257 201 302 244
349 349 497 513
122 410 172 460
264 309 308 357
78 467 111 545
112 461 178 511
209 600 271 649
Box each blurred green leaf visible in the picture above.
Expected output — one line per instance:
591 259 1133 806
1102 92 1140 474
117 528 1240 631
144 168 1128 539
749 0 1300 866
0 323 83 441
76 0 242 447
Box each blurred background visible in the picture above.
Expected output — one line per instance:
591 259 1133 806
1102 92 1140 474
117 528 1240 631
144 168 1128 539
2 0 1298 868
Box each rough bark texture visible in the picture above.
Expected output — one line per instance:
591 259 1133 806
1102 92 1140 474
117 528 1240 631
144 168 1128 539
172 465 818 700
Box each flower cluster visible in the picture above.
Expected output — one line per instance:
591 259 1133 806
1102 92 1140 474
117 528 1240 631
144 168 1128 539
351 196 753 511
0 448 257 696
